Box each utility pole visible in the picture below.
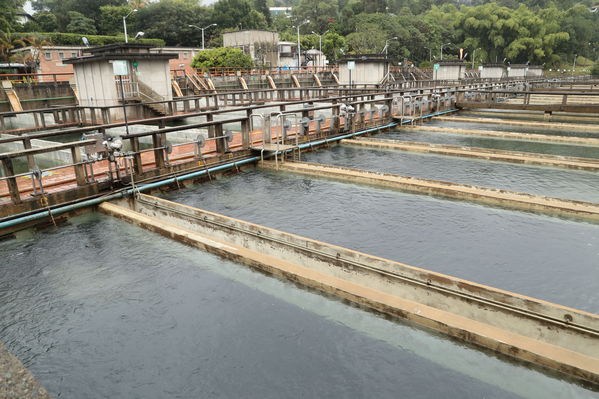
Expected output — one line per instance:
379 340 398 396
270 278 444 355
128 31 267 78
312 30 328 68
384 37 398 58
440 42 451 61
296 20 310 70
189 24 218 50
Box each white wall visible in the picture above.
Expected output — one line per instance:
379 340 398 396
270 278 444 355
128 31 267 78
339 62 387 85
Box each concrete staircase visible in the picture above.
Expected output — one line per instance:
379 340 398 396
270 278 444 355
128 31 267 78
136 80 168 116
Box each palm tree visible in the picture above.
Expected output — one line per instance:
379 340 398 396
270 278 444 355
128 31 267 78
0 30 26 63
12 35 53 71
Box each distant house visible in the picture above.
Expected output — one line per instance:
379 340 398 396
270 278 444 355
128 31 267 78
269 7 292 16
589 5 599 12
223 30 280 67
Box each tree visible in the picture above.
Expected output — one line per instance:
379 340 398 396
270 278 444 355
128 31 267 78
34 11 59 32
32 0 126 31
66 11 97 35
591 63 599 76
191 47 254 68
99 5 134 36
322 32 346 62
135 0 213 46
253 0 272 26
0 0 25 32
213 0 266 30
294 0 339 33
346 23 386 54
11 34 53 70
0 31 25 62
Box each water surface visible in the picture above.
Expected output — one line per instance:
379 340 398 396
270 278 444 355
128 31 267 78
377 129 599 159
165 170 599 313
305 145 599 202
4 213 591 398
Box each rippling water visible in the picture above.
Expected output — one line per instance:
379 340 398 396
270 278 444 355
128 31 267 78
166 170 599 313
304 144 599 202
377 130 599 159
5 213 593 398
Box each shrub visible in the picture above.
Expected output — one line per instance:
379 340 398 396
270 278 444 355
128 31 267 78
191 47 254 69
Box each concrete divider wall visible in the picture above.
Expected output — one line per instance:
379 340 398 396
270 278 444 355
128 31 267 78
100 194 599 385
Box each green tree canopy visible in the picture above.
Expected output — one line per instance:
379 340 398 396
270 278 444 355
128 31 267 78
135 0 213 46
66 11 97 35
213 0 267 30
191 47 254 68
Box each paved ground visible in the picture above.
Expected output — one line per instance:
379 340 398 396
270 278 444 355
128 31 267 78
0 343 51 399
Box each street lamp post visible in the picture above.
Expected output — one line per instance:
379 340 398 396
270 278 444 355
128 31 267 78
384 37 398 58
440 42 451 61
189 23 218 50
296 20 310 70
424 47 432 63
123 9 138 43
311 30 328 68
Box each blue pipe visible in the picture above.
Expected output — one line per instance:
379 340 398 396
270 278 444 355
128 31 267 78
0 157 259 230
0 108 455 230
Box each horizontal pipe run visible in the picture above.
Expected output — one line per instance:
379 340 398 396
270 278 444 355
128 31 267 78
260 161 599 222
0 157 258 231
343 138 599 171
405 125 599 146
99 194 599 386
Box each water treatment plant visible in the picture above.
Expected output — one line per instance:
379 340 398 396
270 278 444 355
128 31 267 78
1 43 599 398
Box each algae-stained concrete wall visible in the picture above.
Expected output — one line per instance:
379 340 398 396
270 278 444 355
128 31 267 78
100 195 599 385
13 82 77 110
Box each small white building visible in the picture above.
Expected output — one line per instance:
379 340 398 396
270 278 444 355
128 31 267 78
223 30 280 67
278 41 297 67
480 63 507 79
526 65 544 77
269 7 292 16
507 64 528 78
64 43 177 120
338 55 389 86
433 60 467 81
305 49 328 68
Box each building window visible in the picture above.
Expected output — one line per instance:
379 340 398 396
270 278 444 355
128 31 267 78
44 52 52 60
58 52 65 59
183 52 189 59
71 52 77 57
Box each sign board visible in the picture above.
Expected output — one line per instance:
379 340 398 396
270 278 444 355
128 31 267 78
347 61 355 70
433 63 440 70
478 66 483 71
507 67 511 71
111 60 129 76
